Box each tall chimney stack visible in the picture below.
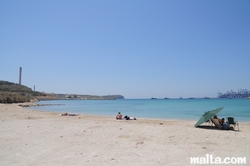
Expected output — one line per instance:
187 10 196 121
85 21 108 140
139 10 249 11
19 67 22 85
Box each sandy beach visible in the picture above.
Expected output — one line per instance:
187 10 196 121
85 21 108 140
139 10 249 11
0 103 249 166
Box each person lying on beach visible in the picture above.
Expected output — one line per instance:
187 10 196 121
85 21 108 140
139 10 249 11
60 113 78 116
124 115 137 120
116 112 122 120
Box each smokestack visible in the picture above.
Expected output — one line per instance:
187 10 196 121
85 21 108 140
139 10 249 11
19 67 22 85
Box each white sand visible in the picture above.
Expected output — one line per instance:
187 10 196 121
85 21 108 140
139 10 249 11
0 103 249 166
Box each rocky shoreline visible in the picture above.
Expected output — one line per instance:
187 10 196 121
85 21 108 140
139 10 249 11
19 103 65 107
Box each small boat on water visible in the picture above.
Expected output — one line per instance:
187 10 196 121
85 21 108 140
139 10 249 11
151 98 157 100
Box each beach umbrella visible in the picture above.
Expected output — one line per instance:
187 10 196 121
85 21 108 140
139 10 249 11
194 107 224 127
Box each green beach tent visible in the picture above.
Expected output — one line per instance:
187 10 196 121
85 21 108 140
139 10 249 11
194 107 224 127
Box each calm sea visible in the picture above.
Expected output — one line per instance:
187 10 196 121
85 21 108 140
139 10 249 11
28 98 250 122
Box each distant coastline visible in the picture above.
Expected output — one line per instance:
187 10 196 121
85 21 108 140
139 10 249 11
36 94 125 101
0 80 124 103
218 89 250 99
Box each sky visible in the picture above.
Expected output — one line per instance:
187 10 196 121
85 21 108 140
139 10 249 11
1 0 250 98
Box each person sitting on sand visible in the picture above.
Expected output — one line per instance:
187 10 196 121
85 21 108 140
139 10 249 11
213 115 223 125
124 115 137 120
116 112 122 120
221 118 225 124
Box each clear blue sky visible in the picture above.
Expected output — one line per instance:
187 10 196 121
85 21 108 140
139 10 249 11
1 0 250 98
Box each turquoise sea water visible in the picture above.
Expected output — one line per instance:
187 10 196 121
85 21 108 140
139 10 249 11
28 98 250 122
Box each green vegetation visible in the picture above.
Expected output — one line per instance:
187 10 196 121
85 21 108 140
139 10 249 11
0 80 42 103
0 92 31 103
0 80 32 92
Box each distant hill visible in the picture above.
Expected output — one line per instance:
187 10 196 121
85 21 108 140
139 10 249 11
0 80 42 103
0 80 124 103
0 80 33 92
